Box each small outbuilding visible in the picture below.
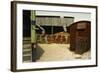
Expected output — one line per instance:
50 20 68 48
68 21 91 54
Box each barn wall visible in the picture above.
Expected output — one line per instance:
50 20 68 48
36 11 91 26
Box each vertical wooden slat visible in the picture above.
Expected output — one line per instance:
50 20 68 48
31 11 36 43
30 10 37 62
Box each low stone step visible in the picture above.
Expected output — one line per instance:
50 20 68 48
23 48 31 52
23 37 31 41
23 60 32 62
23 53 31 57
23 44 31 49
23 40 31 44
23 51 32 55
23 56 32 62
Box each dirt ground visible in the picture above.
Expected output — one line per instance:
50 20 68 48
37 44 91 62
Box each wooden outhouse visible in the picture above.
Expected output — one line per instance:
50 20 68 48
68 21 91 54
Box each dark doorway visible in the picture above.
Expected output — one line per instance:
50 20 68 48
23 10 31 37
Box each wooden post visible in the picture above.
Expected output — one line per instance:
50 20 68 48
31 10 37 62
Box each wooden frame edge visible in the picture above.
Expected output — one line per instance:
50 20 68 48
11 1 17 72
11 1 98 72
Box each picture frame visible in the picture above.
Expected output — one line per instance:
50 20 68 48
11 1 98 72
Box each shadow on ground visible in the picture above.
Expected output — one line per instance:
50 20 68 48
33 44 45 61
